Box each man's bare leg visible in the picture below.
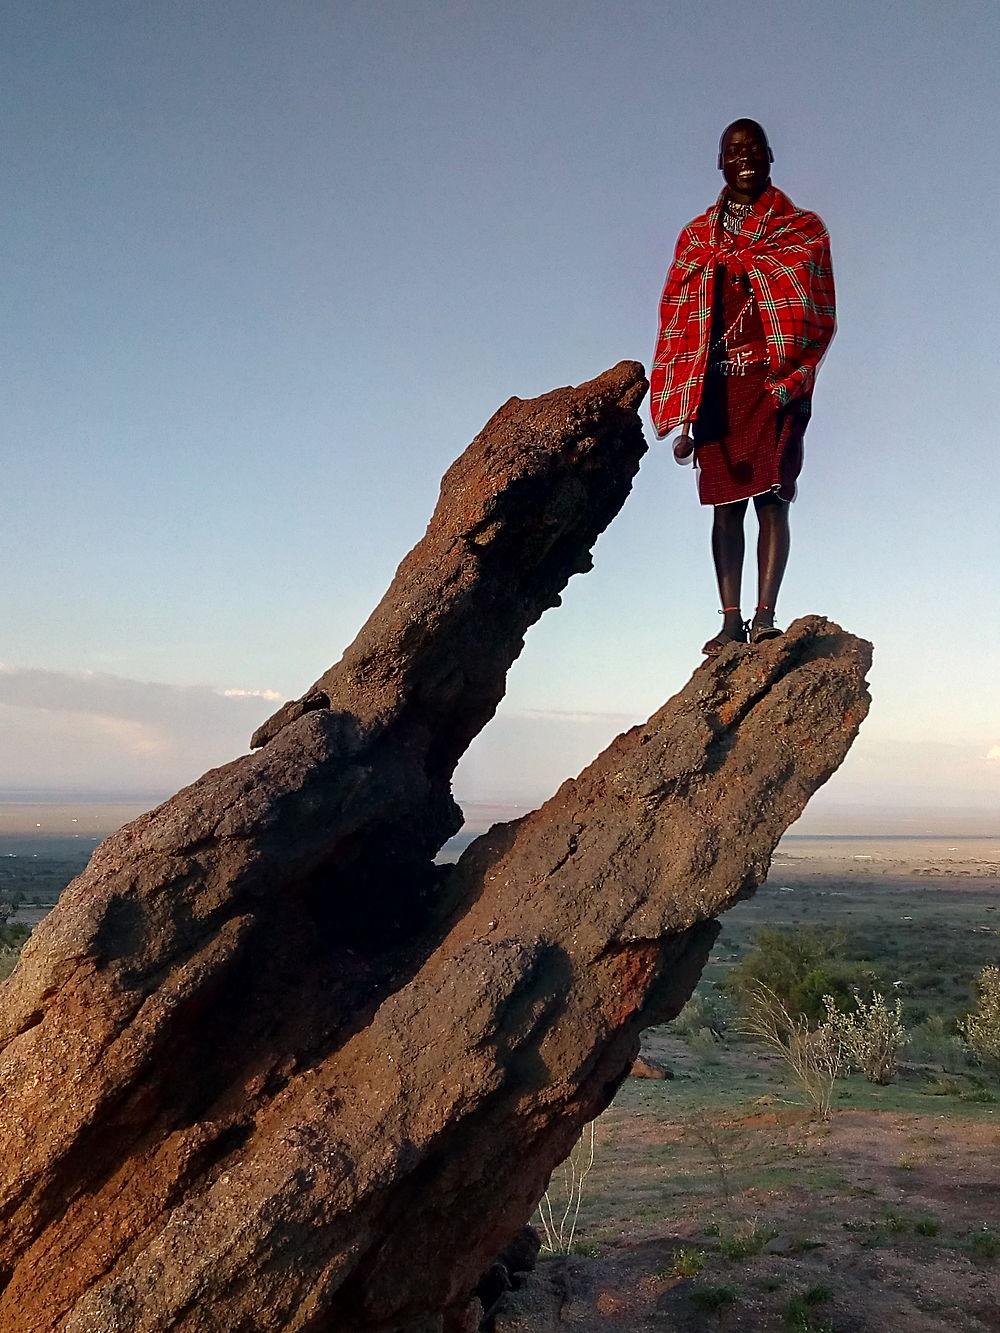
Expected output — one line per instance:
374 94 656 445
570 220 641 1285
751 492 789 640
703 499 749 653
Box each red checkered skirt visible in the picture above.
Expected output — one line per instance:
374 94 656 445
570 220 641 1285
693 360 806 506
692 277 806 506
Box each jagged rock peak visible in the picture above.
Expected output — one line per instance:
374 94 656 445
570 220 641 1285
250 358 649 752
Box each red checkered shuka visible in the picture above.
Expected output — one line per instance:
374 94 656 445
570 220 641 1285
649 185 836 437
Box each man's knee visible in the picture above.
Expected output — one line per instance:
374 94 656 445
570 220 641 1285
754 494 788 524
713 502 747 531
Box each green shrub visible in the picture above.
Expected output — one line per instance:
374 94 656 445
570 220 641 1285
958 967 1000 1071
923 1076 964 1097
0 900 29 947
718 1215 776 1260
0 899 29 981
803 1283 833 1303
725 925 874 1026
662 1247 706 1278
783 1285 833 1330
966 1227 1000 1264
783 1292 832 1332
823 992 907 1084
672 988 732 1043
908 1015 969 1072
961 1087 996 1104
569 1240 599 1257
690 1284 737 1313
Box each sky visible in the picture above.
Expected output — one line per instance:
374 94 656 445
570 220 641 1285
3 0 999 833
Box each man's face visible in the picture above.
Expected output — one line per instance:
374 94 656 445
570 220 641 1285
720 125 770 202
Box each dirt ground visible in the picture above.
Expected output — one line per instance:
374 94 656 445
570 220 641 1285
486 847 1000 1331
493 1101 1000 1331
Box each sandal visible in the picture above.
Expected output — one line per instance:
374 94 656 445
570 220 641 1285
749 605 783 644
702 607 748 654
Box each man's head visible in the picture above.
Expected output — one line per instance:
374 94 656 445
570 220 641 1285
718 119 773 203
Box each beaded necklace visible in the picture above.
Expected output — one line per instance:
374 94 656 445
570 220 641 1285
721 199 752 234
709 196 764 370
713 199 756 355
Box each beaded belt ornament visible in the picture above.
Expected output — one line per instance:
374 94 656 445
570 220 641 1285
712 343 769 377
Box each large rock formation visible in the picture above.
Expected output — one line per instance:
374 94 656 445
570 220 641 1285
0 362 871 1333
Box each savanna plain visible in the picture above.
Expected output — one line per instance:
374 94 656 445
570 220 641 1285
514 836 1000 1332
1 828 998 1331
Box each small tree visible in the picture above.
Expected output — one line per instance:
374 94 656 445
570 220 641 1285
536 1120 596 1255
958 966 1000 1071
725 924 873 1026
739 983 841 1119
823 991 906 1085
908 1015 968 1073
672 987 732 1044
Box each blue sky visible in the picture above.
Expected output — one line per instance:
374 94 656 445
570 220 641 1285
3 0 999 829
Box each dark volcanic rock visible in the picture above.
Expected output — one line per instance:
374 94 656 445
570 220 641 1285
477 1227 541 1323
0 359 871 1333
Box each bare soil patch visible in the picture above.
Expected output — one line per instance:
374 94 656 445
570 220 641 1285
493 848 1000 1332
497 1101 999 1330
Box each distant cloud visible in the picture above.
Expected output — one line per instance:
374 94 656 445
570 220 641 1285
0 665 286 793
222 687 284 701
517 707 640 725
0 666 285 719
987 745 1000 762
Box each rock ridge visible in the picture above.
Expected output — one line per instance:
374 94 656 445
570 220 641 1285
0 361 871 1333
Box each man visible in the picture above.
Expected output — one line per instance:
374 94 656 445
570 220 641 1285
650 119 836 652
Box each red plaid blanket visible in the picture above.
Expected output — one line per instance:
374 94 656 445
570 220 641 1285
650 185 836 436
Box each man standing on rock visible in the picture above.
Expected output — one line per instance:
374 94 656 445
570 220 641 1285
650 119 836 653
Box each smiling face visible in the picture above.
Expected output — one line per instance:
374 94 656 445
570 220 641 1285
719 121 772 204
